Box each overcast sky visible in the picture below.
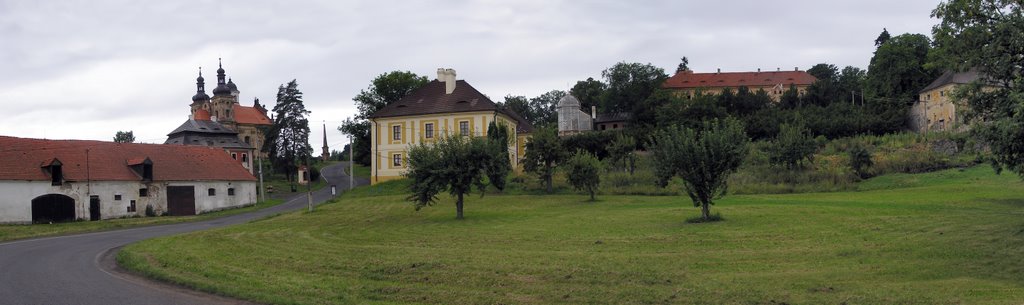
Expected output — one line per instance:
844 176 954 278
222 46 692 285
0 0 942 151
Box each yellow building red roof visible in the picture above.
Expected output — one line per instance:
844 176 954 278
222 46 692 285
663 70 817 89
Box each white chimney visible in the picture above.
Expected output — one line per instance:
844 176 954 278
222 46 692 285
444 68 456 94
436 68 446 81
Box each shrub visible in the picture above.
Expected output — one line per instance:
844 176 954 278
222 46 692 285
767 123 817 168
145 205 156 217
565 150 603 201
849 143 874 178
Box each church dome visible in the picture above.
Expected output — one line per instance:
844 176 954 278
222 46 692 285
212 84 232 96
557 94 581 108
192 91 210 102
227 78 238 92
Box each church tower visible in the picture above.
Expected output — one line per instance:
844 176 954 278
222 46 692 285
321 123 330 161
210 58 237 123
190 67 210 115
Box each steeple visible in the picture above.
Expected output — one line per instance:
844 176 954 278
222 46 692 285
191 66 210 102
321 122 330 161
212 58 232 96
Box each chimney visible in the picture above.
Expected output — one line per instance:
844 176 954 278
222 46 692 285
794 67 799 71
757 68 761 73
445 69 456 94
591 105 596 120
716 68 720 73
777 67 780 72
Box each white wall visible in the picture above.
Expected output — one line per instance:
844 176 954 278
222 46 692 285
0 179 257 224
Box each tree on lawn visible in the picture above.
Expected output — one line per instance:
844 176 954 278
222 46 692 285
931 0 1024 177
265 79 312 182
565 150 602 201
767 123 817 169
607 133 637 174
339 71 429 165
113 131 135 143
650 118 749 222
523 126 566 193
405 135 493 220
485 121 512 192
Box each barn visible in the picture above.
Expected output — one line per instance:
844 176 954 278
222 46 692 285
0 136 258 224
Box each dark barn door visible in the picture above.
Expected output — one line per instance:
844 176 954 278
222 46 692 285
166 186 196 216
89 195 100 221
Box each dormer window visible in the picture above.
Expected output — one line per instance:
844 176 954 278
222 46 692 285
42 158 64 186
127 157 154 182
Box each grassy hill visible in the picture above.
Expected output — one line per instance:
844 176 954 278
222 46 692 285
119 166 1024 304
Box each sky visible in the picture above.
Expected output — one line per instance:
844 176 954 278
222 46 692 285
0 0 943 152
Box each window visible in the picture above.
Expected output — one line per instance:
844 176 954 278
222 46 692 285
459 121 470 135
392 154 402 167
242 153 248 163
114 194 122 201
127 200 137 213
208 188 216 196
393 125 401 141
228 188 235 196
244 136 251 144
139 188 149 197
425 123 434 138
613 124 618 129
50 164 62 186
231 153 237 160
940 91 945 97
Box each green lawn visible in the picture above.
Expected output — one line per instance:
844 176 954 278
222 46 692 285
119 166 1024 304
343 162 371 181
0 199 282 242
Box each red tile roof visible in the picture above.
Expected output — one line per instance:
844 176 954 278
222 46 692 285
663 70 817 89
232 104 272 125
0 136 256 182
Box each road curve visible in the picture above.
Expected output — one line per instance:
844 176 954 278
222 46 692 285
0 163 368 305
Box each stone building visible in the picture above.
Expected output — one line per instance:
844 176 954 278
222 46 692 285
909 69 984 133
0 136 257 224
556 94 592 136
662 68 817 102
165 108 255 173
186 60 273 158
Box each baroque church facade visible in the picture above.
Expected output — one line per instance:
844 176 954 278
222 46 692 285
185 60 273 158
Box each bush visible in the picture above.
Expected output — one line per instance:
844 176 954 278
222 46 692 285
145 205 156 217
564 150 602 201
767 123 817 168
849 143 874 179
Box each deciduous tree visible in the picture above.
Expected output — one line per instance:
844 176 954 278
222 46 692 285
931 0 1024 177
113 131 135 143
565 150 602 201
650 119 749 221
523 127 566 193
405 135 492 220
339 71 429 166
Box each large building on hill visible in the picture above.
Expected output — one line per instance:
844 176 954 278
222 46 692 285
185 60 273 158
662 68 817 102
367 68 533 184
909 69 985 133
165 108 255 173
0 136 257 224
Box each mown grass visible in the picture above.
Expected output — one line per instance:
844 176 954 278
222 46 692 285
0 199 283 242
119 166 1024 304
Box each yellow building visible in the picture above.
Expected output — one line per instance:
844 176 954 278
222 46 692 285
367 68 533 184
662 68 817 102
910 70 983 133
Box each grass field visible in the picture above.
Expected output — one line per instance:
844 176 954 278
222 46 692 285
119 166 1024 304
0 199 283 243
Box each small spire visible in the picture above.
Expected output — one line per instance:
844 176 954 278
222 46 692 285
198 66 202 77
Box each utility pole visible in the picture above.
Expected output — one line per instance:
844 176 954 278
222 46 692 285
349 134 354 190
306 155 313 212
258 156 265 202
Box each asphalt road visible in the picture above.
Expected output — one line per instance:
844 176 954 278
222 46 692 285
0 163 367 305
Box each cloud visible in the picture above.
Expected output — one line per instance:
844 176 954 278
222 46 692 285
0 0 944 151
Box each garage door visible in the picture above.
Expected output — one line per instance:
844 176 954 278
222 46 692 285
166 186 196 216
